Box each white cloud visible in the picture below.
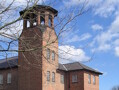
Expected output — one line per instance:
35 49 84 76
64 0 101 7
95 44 111 52
94 0 119 17
64 0 119 18
91 15 119 52
64 0 83 7
91 24 103 31
115 47 119 57
59 45 90 64
114 39 119 46
6 0 47 7
67 33 92 43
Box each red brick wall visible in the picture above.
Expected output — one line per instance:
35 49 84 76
64 70 100 90
84 71 99 90
0 68 18 90
42 24 65 90
18 27 43 90
65 71 84 90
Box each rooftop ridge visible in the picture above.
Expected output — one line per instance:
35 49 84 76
62 64 68 71
0 56 18 63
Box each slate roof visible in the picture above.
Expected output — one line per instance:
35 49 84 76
0 56 18 70
0 57 102 74
20 5 58 17
58 62 102 74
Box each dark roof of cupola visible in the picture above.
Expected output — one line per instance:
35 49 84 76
20 5 58 17
0 56 102 75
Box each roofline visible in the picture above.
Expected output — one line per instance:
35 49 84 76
19 5 58 17
0 66 18 70
57 68 103 75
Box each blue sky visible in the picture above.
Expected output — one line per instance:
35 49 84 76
55 0 119 90
0 0 119 90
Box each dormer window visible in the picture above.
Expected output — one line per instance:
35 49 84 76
49 15 52 27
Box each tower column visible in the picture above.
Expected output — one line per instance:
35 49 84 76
45 12 49 26
30 14 33 27
38 12 41 25
23 18 27 29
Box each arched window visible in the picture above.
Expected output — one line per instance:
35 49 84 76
27 20 30 28
40 15 45 25
49 15 52 27
33 14 37 26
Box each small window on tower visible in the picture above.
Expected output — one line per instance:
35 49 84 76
47 71 50 81
49 15 52 27
47 48 50 60
52 72 55 82
33 14 37 26
27 20 30 28
52 51 55 61
40 15 45 25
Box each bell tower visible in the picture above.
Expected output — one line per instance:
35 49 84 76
18 5 59 90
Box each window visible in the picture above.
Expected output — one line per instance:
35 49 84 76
52 72 55 82
47 71 50 81
49 15 52 27
27 20 30 28
52 51 55 60
61 74 64 84
0 74 3 84
72 74 78 83
88 74 91 84
7 73 11 84
32 14 37 26
40 15 45 25
47 48 50 60
93 75 96 84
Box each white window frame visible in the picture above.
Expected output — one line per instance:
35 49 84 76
52 72 55 82
7 73 11 84
88 74 91 84
52 51 55 61
0 74 3 84
72 74 78 83
47 71 50 81
61 74 64 84
47 48 50 60
93 75 96 84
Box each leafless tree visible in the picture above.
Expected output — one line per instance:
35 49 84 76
0 0 90 69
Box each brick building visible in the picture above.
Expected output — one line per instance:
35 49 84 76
0 5 102 90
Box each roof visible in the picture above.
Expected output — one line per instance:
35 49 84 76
58 62 102 75
0 56 18 70
20 5 58 17
0 57 102 74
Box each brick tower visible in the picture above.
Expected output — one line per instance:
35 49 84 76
18 5 63 90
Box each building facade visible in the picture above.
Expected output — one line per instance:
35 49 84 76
0 5 102 90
